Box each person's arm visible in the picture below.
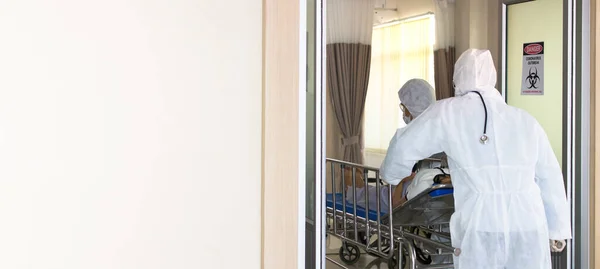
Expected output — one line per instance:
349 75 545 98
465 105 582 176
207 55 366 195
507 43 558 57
534 124 571 240
380 104 445 185
391 172 416 207
343 167 365 189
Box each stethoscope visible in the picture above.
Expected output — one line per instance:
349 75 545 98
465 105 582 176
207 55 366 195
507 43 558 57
470 91 489 145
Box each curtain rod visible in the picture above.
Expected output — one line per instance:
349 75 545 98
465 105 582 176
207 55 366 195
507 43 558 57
373 11 434 28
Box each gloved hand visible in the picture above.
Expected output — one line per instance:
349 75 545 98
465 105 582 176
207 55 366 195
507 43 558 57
549 239 566 252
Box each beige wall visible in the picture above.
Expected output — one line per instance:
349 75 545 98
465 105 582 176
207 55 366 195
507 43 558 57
455 0 471 57
455 0 496 54
0 0 262 268
455 0 502 75
396 0 435 18
469 0 489 49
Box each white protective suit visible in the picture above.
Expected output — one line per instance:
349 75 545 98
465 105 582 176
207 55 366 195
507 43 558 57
380 49 571 269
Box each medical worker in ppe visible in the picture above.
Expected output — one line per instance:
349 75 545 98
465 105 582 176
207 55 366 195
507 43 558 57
344 79 436 210
385 79 438 203
399 78 435 124
380 49 571 269
397 79 447 164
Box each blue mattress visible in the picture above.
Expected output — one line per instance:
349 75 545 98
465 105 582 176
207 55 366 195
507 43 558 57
326 193 382 221
326 186 453 221
429 188 453 197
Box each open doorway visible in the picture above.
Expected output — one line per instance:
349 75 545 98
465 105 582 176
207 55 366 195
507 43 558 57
320 2 456 268
306 0 590 268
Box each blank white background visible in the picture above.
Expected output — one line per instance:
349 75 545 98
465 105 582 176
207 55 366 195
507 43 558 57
0 0 262 268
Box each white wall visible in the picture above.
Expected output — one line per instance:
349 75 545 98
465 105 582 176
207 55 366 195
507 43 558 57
0 1 262 268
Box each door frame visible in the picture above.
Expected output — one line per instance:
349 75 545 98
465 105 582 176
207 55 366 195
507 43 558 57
316 0 326 267
306 0 326 267
262 0 308 268
575 0 593 268
569 0 593 268
591 0 599 266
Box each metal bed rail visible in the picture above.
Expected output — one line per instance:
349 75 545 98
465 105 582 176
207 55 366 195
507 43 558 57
325 158 455 269
326 158 396 265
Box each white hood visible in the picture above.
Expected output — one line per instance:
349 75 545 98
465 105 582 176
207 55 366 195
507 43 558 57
453 49 497 96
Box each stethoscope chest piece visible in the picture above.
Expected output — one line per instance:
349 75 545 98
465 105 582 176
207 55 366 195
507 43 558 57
480 134 489 145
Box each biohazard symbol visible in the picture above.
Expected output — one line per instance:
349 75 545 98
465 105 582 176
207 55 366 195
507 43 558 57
526 67 540 89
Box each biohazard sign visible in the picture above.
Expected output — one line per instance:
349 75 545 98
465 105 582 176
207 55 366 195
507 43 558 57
521 42 544 95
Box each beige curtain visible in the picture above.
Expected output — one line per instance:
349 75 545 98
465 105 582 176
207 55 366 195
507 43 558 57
327 44 371 163
326 0 375 164
434 48 455 99
363 16 435 158
433 0 456 100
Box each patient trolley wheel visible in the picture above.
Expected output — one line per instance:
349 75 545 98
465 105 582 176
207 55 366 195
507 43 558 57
410 227 433 265
338 243 361 265
388 250 407 269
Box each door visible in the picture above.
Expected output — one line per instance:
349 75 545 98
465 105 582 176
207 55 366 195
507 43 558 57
501 0 590 268
504 1 569 268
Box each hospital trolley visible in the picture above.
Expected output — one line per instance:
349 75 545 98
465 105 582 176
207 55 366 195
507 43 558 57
325 158 456 269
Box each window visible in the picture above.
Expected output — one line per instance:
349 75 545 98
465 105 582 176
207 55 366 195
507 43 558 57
363 15 435 167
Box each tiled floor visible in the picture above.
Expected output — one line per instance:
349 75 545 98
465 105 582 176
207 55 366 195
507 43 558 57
324 236 454 269
326 256 392 269
325 236 394 269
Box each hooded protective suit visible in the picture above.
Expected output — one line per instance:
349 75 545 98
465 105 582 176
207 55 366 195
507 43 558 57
380 49 571 269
